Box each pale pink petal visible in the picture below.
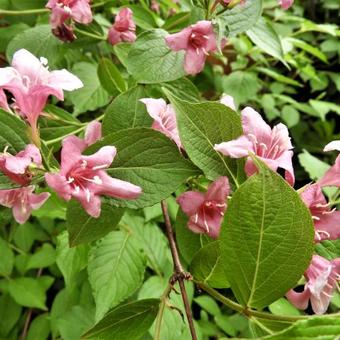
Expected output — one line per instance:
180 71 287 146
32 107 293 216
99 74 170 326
241 107 272 144
29 191 50 209
108 28 122 45
73 189 102 218
0 67 21 88
45 173 72 201
324 140 340 152
84 121 102 146
206 176 230 202
60 135 86 175
271 123 293 150
315 211 340 241
165 27 192 51
214 135 254 158
220 94 236 111
71 0 93 24
81 146 116 169
48 69 83 91
286 288 310 310
114 8 135 31
275 150 295 185
177 191 205 216
319 155 340 187
120 30 137 43
301 183 325 208
140 98 168 122
279 0 294 10
95 171 142 199
184 47 206 75
193 21 216 51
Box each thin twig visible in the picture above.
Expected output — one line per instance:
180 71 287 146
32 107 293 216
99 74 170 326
20 268 43 340
161 201 197 340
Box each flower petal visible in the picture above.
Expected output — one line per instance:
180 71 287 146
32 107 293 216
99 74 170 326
324 140 340 152
184 47 206 75
45 173 72 201
81 146 116 169
165 27 192 51
48 69 83 91
214 135 254 158
84 121 102 146
206 177 230 202
177 191 205 216
319 155 340 187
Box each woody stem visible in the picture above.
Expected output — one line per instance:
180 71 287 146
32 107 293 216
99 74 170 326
160 200 198 340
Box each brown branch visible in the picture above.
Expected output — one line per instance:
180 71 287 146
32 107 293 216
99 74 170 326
161 201 197 340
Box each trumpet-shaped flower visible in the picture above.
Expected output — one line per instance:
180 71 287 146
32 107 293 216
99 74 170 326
46 0 92 28
301 183 340 242
45 122 142 217
286 255 340 314
220 94 236 111
165 20 217 75
140 98 182 149
108 8 136 46
0 49 83 139
177 177 230 239
214 107 295 185
0 144 49 224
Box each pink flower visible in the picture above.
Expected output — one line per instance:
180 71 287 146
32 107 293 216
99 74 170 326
214 107 295 185
324 140 340 152
0 144 49 224
108 8 136 46
319 142 340 187
140 98 182 149
46 0 92 28
151 0 160 13
286 255 340 314
177 177 230 239
0 187 50 224
220 94 236 111
0 49 83 140
0 89 10 112
278 0 294 10
45 122 142 218
165 20 217 75
301 183 340 242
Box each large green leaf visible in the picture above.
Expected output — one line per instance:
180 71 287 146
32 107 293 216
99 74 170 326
82 299 159 340
218 0 262 37
68 62 110 115
26 243 56 270
261 317 340 339
0 294 21 337
246 17 284 62
190 241 229 288
6 25 63 67
102 86 152 136
126 29 186 83
0 237 14 277
88 230 146 320
164 91 243 184
66 200 124 246
87 128 200 208
219 162 314 309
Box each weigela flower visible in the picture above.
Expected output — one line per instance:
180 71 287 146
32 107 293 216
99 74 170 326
286 255 340 314
45 122 142 218
214 107 295 185
0 144 49 224
177 177 230 239
220 94 236 111
108 8 137 46
278 0 294 10
165 20 217 75
319 141 340 187
140 98 182 149
0 49 83 140
301 183 340 242
0 89 10 112
46 0 93 41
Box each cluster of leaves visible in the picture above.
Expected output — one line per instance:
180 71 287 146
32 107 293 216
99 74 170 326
0 0 339 339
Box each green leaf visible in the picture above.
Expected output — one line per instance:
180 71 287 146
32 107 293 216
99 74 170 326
219 163 314 309
0 23 29 53
102 86 152 135
190 241 229 288
218 0 262 36
82 299 159 340
26 243 56 270
164 91 242 184
87 128 200 208
268 298 301 316
9 277 48 310
0 237 14 277
56 231 89 286
0 294 21 337
288 37 328 63
256 67 302 87
298 149 330 181
66 200 124 246
316 239 340 261
6 25 63 67
194 295 221 316
97 58 127 94
68 62 110 115
88 230 146 320
222 71 262 105
246 17 284 62
261 317 340 339
126 29 186 84
0 109 29 153
27 314 50 340
161 78 201 103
